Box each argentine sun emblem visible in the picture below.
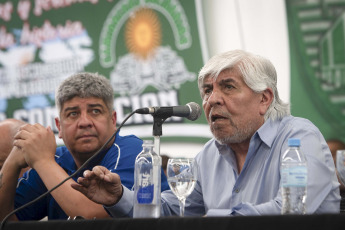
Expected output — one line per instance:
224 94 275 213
102 5 195 96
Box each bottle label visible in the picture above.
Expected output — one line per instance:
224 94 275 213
281 166 307 187
137 169 154 204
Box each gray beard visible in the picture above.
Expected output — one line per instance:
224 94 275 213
211 119 258 145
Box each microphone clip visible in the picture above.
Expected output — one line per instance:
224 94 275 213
152 115 166 136
151 109 173 136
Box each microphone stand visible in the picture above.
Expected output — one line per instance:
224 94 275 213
152 114 169 156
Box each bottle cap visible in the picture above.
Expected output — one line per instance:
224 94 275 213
142 140 154 146
288 138 300 147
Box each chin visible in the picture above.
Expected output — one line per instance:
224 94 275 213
213 131 244 145
77 144 100 154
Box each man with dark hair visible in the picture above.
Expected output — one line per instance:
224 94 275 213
0 72 169 221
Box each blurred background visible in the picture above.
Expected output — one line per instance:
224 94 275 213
0 0 344 158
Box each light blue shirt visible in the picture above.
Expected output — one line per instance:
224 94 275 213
105 116 340 217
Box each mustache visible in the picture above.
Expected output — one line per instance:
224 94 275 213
208 107 230 120
208 108 236 127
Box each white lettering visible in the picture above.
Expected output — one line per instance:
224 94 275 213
13 107 58 131
29 108 44 125
0 58 83 99
0 2 13 21
45 107 58 132
130 95 144 124
9 91 181 129
141 93 159 123
0 26 15 49
114 97 131 125
114 90 182 125
13 109 29 122
17 0 31 21
34 0 99 16
20 20 84 47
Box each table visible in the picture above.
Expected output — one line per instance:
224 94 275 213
3 214 345 230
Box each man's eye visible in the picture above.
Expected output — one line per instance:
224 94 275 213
92 109 101 114
68 112 78 117
204 88 212 95
225 85 234 90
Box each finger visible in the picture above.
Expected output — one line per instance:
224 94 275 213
83 170 92 178
47 126 54 134
71 183 88 195
103 172 120 184
93 166 107 178
76 177 90 187
13 139 25 149
18 123 46 137
14 128 30 140
32 123 45 130
18 124 38 133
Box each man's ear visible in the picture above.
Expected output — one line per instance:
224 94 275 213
112 110 117 127
55 117 62 138
259 88 274 115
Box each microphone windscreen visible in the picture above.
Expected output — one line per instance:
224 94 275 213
187 102 202 121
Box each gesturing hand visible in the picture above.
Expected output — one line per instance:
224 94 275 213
71 166 123 206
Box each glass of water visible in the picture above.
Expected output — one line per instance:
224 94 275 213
167 158 197 217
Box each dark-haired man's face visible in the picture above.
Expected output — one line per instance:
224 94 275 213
55 96 116 167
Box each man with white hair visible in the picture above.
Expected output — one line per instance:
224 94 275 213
72 50 340 216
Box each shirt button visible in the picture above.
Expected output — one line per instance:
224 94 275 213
235 188 240 193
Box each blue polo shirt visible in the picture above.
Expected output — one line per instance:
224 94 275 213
14 133 169 220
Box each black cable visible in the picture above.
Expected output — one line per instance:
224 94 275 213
0 110 137 230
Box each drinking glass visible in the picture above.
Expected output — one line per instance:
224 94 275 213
336 150 345 186
167 158 197 217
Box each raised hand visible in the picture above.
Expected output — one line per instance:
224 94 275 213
71 166 123 206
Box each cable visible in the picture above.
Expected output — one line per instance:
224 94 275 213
0 110 137 230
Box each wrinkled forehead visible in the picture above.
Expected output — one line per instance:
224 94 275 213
199 67 241 86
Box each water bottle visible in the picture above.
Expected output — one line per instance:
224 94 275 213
133 140 161 218
281 138 307 214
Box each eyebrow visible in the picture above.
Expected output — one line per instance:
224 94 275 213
220 78 237 84
63 103 105 113
88 103 104 109
63 106 79 113
201 82 212 89
202 77 237 88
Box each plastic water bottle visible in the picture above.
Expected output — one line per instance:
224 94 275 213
281 138 307 214
133 140 161 218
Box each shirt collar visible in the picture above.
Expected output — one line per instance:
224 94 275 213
256 118 280 148
214 139 232 155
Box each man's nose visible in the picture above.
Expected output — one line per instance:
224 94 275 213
207 90 223 106
78 113 93 128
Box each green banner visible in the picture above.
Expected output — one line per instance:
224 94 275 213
0 0 210 144
286 0 345 140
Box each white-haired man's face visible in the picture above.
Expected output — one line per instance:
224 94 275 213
200 69 271 145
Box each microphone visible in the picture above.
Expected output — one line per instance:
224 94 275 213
135 102 202 121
